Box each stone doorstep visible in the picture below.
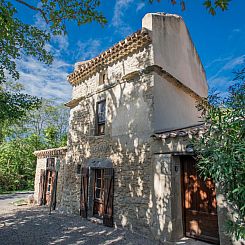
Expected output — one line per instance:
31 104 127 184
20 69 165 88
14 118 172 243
88 217 103 225
162 237 212 245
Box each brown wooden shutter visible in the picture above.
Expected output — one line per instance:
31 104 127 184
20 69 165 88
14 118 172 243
38 169 46 205
103 168 114 227
51 171 57 210
80 167 89 218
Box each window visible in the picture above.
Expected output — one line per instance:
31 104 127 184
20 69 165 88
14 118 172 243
94 169 104 200
96 100 106 135
93 168 105 218
99 71 107 85
76 164 81 174
46 158 55 169
47 176 52 192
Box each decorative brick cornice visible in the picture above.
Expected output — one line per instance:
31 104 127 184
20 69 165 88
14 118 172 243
67 29 151 86
34 146 67 159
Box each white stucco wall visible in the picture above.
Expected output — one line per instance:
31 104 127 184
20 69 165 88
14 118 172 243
142 13 208 98
153 74 202 131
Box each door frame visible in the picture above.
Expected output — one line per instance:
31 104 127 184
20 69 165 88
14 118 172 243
180 155 220 244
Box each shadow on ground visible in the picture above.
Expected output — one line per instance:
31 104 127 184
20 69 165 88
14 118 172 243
0 207 155 245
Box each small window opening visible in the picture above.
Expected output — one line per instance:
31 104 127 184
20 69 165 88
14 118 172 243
96 100 106 135
47 158 55 169
77 164 81 174
99 71 107 85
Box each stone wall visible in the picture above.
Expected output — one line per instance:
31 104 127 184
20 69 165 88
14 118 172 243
61 63 155 236
72 44 153 100
34 158 46 202
55 156 66 209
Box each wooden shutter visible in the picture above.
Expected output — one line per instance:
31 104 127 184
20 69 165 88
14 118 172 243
38 169 46 205
103 168 114 227
80 167 89 218
51 171 58 210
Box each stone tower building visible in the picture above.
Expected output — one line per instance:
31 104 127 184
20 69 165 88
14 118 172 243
34 13 238 245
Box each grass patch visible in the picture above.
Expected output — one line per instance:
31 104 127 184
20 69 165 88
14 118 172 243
12 199 28 206
0 189 33 195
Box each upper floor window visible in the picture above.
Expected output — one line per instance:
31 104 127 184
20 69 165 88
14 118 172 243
99 71 107 86
96 100 106 135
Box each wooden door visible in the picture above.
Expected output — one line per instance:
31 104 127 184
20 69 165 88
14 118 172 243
80 168 89 218
45 170 56 206
93 169 104 218
181 156 219 244
38 169 46 205
103 168 114 227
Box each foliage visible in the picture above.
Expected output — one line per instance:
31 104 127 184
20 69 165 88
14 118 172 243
193 70 245 240
0 82 41 143
149 0 231 15
24 100 69 148
0 89 40 123
0 98 69 192
0 0 106 84
0 135 38 191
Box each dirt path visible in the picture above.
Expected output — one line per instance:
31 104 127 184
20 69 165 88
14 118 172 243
0 192 33 215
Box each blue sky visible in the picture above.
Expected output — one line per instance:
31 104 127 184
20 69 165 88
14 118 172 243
15 0 245 103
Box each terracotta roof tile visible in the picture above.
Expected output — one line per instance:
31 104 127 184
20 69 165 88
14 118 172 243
152 124 206 140
67 29 151 85
34 146 67 158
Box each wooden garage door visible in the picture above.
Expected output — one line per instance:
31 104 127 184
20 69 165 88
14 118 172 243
181 156 219 244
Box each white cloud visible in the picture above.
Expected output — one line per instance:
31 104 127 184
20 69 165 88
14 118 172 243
228 28 243 40
75 39 102 61
208 55 245 81
205 56 232 69
208 76 234 98
16 56 73 104
52 35 69 53
136 2 145 12
112 0 134 36
206 55 244 96
222 55 245 70
13 12 74 104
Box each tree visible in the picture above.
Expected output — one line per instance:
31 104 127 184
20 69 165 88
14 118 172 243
149 0 232 15
0 0 106 127
0 98 69 192
0 82 41 143
0 135 39 191
193 69 245 240
0 0 106 84
25 100 69 148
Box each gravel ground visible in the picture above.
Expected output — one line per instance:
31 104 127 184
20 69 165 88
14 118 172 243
0 206 157 245
0 194 210 245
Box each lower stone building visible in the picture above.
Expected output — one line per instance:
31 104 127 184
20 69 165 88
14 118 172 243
34 147 67 209
34 125 240 245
